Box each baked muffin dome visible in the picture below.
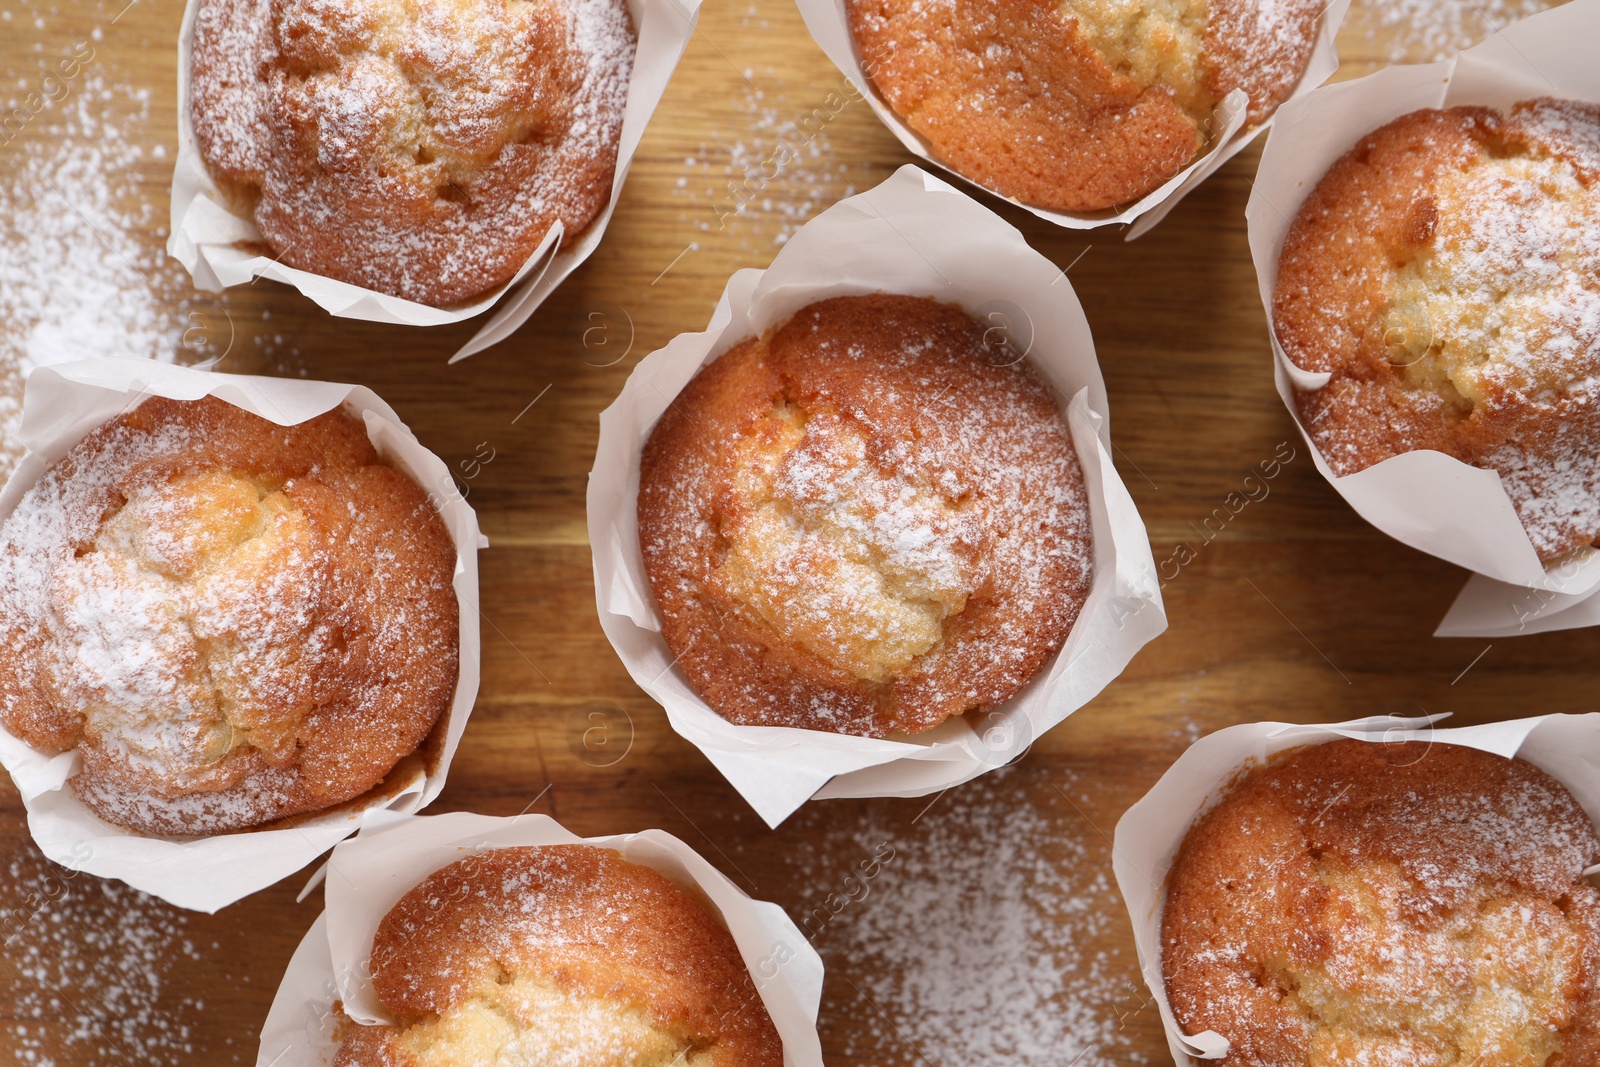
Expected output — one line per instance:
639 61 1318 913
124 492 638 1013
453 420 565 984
637 293 1094 738
190 0 636 307
0 396 459 836
1274 98 1600 562
332 845 784 1067
845 0 1322 213
1162 739 1600 1066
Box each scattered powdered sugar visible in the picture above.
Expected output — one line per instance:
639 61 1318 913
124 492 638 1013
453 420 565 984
0 74 190 475
0 848 242 1066
1348 0 1559 63
784 769 1151 1067
671 76 867 249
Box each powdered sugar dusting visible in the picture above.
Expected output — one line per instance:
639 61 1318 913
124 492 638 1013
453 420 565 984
0 75 191 477
0 848 245 1065
1349 0 1559 63
672 75 867 249
785 769 1150 1067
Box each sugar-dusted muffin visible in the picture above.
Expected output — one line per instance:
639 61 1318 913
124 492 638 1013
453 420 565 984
1162 739 1600 1066
846 0 1322 213
332 845 783 1067
190 0 636 307
637 293 1094 738
1274 98 1600 561
0 396 459 836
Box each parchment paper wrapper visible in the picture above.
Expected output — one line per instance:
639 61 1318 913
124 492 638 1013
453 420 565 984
1114 712 1600 1064
589 165 1167 828
256 811 825 1067
168 0 702 362
1247 0 1600 637
0 359 485 912
796 0 1348 238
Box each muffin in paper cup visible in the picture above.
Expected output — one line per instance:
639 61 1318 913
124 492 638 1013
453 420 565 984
1247 0 1600 637
588 165 1166 827
0 359 484 912
256 810 824 1067
1113 712 1600 1064
795 0 1348 238
167 0 702 361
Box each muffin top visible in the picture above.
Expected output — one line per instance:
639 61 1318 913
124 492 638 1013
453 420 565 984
0 396 459 836
637 293 1093 738
1274 98 1600 561
190 0 636 307
333 845 783 1067
1162 739 1600 1066
845 0 1322 213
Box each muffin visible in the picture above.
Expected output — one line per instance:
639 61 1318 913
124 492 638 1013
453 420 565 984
637 293 1094 738
1162 739 1600 1066
189 0 636 307
1274 98 1600 561
332 845 783 1066
845 0 1323 213
0 396 459 836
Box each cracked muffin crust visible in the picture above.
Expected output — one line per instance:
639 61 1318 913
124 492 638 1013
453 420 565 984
845 0 1323 213
0 396 459 836
637 293 1094 738
190 0 635 306
1162 739 1600 1066
332 845 783 1067
1274 99 1600 562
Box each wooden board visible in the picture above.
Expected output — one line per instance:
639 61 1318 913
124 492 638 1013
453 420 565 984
0 1 1590 1064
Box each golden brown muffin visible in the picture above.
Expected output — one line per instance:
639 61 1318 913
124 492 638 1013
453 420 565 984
189 0 636 307
332 845 784 1067
0 396 459 836
846 0 1322 213
637 293 1094 738
1274 99 1600 562
1162 739 1600 1066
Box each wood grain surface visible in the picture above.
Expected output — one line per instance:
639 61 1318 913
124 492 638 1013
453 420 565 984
0 1 1589 1064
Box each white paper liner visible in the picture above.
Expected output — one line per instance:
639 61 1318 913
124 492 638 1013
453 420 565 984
1112 712 1600 1064
0 359 485 913
167 0 702 362
588 165 1167 828
1245 0 1600 636
795 0 1349 238
256 810 825 1067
